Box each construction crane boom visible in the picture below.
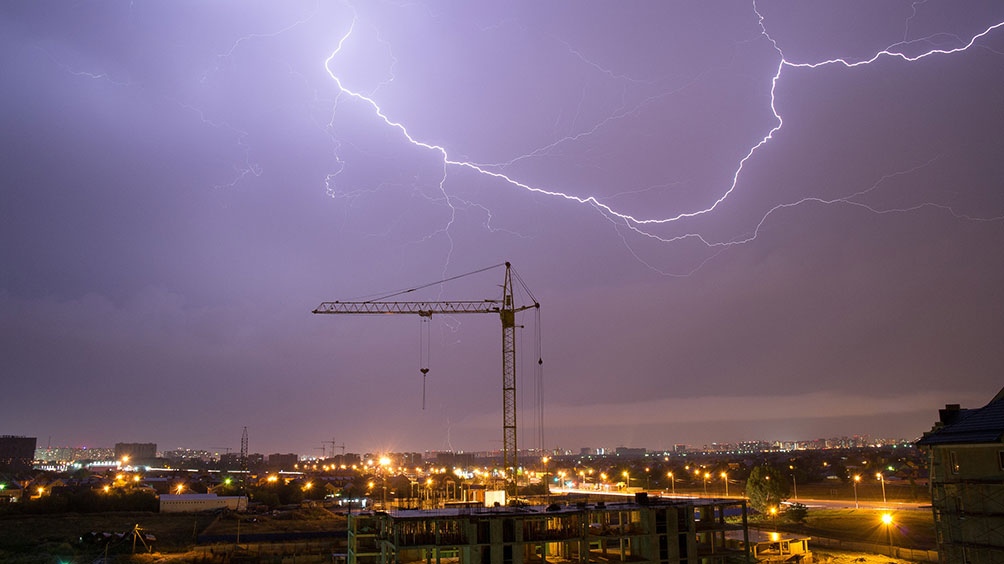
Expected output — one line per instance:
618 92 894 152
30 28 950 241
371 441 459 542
313 262 538 492
313 300 506 315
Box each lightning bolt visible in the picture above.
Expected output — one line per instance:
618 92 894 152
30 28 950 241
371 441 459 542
322 3 1004 276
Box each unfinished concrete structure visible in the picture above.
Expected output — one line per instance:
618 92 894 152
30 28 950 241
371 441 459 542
348 495 750 564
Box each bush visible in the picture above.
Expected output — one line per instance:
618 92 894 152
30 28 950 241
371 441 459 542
784 502 808 523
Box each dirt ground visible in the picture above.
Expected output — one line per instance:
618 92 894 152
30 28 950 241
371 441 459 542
814 549 922 564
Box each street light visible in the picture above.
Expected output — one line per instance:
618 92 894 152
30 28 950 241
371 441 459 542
876 472 887 504
853 475 861 509
542 457 550 497
721 472 729 497
789 466 797 501
703 472 710 496
881 513 894 557
667 471 675 496
769 506 778 531
622 470 631 490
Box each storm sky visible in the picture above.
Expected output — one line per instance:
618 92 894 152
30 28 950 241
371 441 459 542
2 2 1003 457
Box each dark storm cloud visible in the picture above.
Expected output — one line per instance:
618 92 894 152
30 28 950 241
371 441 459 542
2 1 1003 455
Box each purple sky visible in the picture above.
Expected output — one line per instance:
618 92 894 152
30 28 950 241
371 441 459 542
3 2 1004 457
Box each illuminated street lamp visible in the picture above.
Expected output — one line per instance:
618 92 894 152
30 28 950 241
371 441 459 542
720 472 729 497
542 457 550 497
379 457 391 509
853 475 861 509
622 470 631 489
175 484 184 494
703 472 710 496
876 472 887 504
667 471 675 496
789 465 797 501
769 506 778 531
881 513 894 556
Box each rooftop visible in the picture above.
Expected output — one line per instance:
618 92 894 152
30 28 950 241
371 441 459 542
916 386 1004 446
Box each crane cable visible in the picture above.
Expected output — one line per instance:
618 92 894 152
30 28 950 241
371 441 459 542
362 263 505 303
420 316 431 410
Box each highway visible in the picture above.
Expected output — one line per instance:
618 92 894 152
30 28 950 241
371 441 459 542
551 487 929 512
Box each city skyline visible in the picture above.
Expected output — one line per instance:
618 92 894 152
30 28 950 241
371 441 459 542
28 431 922 463
3 2 1003 456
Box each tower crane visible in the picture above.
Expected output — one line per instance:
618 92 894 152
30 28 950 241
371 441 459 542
313 262 539 491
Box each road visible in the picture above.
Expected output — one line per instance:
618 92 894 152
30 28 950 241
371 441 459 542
552 487 929 512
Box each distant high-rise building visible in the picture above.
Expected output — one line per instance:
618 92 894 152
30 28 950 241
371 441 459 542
0 435 37 473
614 447 646 458
268 453 299 471
114 442 157 462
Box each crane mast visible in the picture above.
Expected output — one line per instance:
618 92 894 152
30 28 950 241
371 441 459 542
313 262 538 491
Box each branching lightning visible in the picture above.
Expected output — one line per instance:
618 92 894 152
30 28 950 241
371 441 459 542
322 2 1004 275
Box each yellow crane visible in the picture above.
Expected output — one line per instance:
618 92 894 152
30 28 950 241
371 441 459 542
313 262 539 491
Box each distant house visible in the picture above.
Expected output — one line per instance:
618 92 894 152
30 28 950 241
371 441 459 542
916 387 1004 563
0 483 23 503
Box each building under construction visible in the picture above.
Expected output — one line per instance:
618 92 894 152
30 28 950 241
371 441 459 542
348 494 751 564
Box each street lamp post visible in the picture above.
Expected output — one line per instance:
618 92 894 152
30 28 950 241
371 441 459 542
721 472 729 497
789 466 797 501
667 472 675 496
542 457 550 499
622 470 631 490
881 513 894 557
877 472 887 504
703 472 710 496
853 475 861 509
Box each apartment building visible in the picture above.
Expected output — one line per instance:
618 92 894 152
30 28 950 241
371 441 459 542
917 387 1004 563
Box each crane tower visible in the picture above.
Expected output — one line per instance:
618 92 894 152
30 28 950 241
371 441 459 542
313 262 539 490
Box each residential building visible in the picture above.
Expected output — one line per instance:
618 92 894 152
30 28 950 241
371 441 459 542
268 453 299 471
114 442 157 462
916 387 1004 563
0 435 36 473
348 494 750 564
159 493 246 513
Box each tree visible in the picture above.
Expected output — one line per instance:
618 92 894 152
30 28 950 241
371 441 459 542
745 465 790 513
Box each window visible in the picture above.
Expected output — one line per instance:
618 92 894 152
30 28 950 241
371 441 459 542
949 451 960 474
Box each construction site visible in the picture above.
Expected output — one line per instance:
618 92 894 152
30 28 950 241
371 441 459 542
347 494 751 564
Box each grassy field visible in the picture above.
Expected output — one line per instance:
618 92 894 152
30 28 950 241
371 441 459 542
0 507 349 563
0 511 218 563
766 508 937 550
